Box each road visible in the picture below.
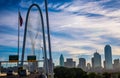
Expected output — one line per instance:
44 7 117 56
0 74 40 78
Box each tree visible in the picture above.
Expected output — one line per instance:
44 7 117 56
102 72 111 78
88 72 97 78
54 67 88 78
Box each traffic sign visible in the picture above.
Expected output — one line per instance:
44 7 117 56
9 55 18 62
27 55 36 62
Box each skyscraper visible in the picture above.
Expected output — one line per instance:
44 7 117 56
78 58 86 70
93 52 101 68
104 45 113 69
64 58 76 68
91 57 94 69
113 59 120 70
59 54 64 66
87 63 91 70
103 60 106 69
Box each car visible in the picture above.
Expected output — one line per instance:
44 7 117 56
38 73 47 78
18 69 30 76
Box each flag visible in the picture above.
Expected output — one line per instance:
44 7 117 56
19 11 23 26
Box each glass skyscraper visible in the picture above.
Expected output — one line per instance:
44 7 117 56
94 52 101 68
59 54 64 66
64 58 76 68
104 45 113 69
78 58 86 70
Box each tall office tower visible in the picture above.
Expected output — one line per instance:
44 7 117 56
59 54 64 66
64 58 76 68
93 52 101 68
91 57 94 69
87 63 91 70
113 59 120 70
104 45 113 69
78 58 86 70
103 60 106 69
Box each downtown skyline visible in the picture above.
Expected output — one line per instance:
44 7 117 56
0 0 120 66
59 45 120 72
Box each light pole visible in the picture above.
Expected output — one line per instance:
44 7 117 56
44 0 54 78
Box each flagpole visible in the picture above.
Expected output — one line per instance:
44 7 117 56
18 9 20 66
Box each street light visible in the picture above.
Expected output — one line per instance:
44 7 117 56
44 0 54 78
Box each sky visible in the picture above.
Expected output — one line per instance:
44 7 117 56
0 0 120 66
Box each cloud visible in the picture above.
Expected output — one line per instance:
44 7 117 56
47 0 120 57
0 0 120 65
1 0 120 56
19 0 33 8
0 11 18 28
